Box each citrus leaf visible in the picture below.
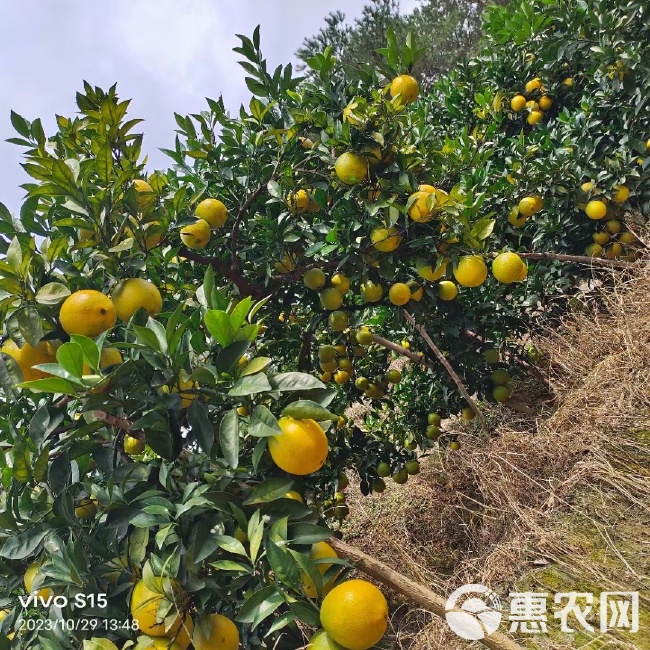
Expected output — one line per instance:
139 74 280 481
269 373 325 392
0 521 49 559
266 537 299 586
280 400 338 421
239 356 271 377
214 535 247 556
56 342 84 378
243 478 294 506
219 408 239 468
205 310 234 347
188 400 216 456
228 372 272 397
35 282 70 305
237 585 284 629
248 405 281 438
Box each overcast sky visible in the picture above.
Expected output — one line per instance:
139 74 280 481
0 0 418 215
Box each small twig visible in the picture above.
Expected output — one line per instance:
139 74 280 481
297 314 326 372
328 538 524 650
230 184 268 274
93 410 145 441
177 247 260 298
518 251 635 269
403 310 489 434
371 333 432 367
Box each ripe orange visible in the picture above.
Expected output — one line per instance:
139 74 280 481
437 281 458 301
111 278 162 322
124 435 145 455
492 252 527 284
269 417 329 475
538 95 553 110
24 561 52 600
407 191 434 222
585 200 607 220
180 218 211 249
287 189 311 214
195 198 228 228
453 255 488 287
388 283 411 306
612 185 630 203
527 110 543 125
360 280 384 303
320 579 389 650
59 290 117 337
525 77 542 94
130 577 185 637
416 257 448 281
274 252 298 273
334 153 368 185
1 340 57 382
518 196 543 217
370 226 401 252
330 273 350 295
389 74 419 105
510 95 526 112
320 288 344 310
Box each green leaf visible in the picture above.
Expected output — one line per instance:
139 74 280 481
95 140 113 184
289 523 332 545
471 217 496 241
280 400 338 421
0 521 49 559
33 443 52 483
237 585 284 629
288 600 321 627
243 478 294 505
219 408 239 468
204 310 235 347
209 560 251 573
6 238 23 275
146 318 168 355
35 282 71 306
10 110 31 139
228 372 272 397
216 340 251 375
12 442 31 483
70 335 101 372
84 640 119 650
188 400 216 456
214 535 247 556
240 356 271 377
56 342 84 378
266 537 299 586
248 405 282 438
131 512 170 528
269 372 325 392
133 325 161 352
229 296 253 331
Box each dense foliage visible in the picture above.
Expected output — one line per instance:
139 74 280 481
0 0 647 647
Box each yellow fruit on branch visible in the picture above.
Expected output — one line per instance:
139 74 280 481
171 612 194 650
303 268 327 290
334 152 368 185
407 190 435 222
518 195 543 217
320 288 344 310
388 282 411 306
124 434 145 455
320 579 389 650
287 189 311 214
360 280 384 303
74 497 97 520
328 311 349 331
300 541 339 598
370 226 401 252
453 255 488 287
268 417 329 475
195 198 228 228
612 184 630 203
538 95 553 110
492 252 527 284
59 290 117 338
527 110 543 125
362 143 383 168
1 340 57 382
133 179 155 212
525 77 542 94
24 561 52 600
193 613 239 650
180 218 211 249
130 577 185 638
437 280 458 301
415 257 448 281
125 220 164 251
389 74 419 105
143 639 183 650
111 278 162 322
585 200 607 220
330 273 350 295
307 629 348 650
510 95 526 112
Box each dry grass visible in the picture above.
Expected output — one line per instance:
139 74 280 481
341 257 650 649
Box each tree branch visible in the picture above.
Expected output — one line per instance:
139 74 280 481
403 310 489 435
93 410 145 441
230 184 269 274
298 314 327 372
177 247 261 298
518 251 636 269
328 538 524 650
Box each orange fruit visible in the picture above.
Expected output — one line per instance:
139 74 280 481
195 198 228 228
111 278 162 322
320 580 388 650
370 226 401 252
59 290 117 338
193 613 239 650
389 75 419 105
1 340 57 382
334 153 368 185
130 577 185 638
268 417 329 475
388 283 411 306
510 95 526 112
453 255 488 287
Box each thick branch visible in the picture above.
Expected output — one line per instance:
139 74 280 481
329 538 524 650
371 333 432 367
518 251 635 269
403 311 489 435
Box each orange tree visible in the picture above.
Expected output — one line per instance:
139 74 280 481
0 0 648 647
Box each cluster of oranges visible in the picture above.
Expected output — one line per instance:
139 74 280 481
510 77 553 125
